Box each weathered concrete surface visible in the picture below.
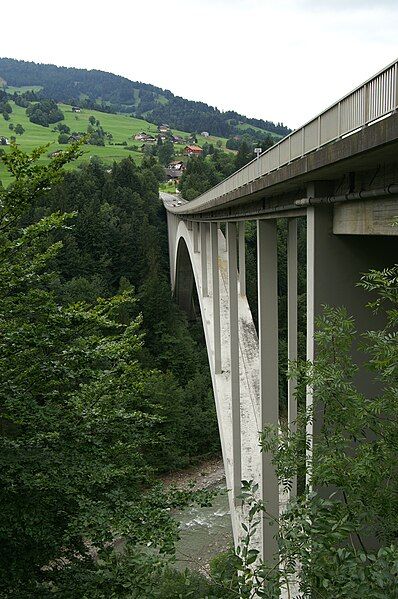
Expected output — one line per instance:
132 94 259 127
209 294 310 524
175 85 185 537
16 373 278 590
334 197 398 235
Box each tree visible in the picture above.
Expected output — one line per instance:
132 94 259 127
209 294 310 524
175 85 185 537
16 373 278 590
89 115 96 126
26 99 64 127
14 123 24 135
0 145 213 596
56 122 70 134
8 123 14 131
157 139 174 166
58 132 69 144
234 140 253 169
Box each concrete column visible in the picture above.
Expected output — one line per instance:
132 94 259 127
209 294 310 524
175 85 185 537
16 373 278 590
257 219 279 563
211 222 222 374
287 218 298 498
193 221 199 253
200 222 208 297
238 221 246 296
226 221 241 503
306 205 397 487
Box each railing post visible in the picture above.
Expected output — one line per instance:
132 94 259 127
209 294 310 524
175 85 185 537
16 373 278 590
227 222 241 504
257 218 279 563
211 222 222 374
288 218 298 497
317 115 321 148
363 82 370 125
395 62 398 109
238 221 246 297
200 222 208 297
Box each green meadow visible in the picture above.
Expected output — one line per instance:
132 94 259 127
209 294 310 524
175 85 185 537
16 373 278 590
0 98 231 186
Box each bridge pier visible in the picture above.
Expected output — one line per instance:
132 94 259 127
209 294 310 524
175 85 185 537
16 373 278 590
227 222 242 503
306 204 397 482
257 219 279 562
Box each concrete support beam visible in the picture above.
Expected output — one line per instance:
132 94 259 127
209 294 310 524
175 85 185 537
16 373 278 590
287 218 298 498
211 222 222 374
227 221 242 503
238 221 246 296
193 221 199 253
333 198 398 236
257 219 279 563
200 222 208 297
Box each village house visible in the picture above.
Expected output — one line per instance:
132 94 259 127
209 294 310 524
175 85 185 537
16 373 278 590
71 106 81 113
172 135 184 143
201 131 210 137
134 132 156 142
184 144 203 157
68 134 84 143
158 123 170 133
168 160 185 171
165 160 186 184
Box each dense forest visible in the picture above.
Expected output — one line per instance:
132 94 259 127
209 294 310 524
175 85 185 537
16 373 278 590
0 144 237 597
0 58 291 139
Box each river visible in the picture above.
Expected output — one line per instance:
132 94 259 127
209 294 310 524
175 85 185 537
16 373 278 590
160 457 233 573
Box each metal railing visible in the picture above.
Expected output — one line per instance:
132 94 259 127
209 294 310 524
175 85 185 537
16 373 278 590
184 58 398 210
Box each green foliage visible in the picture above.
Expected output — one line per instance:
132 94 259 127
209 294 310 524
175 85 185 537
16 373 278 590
158 139 174 165
0 145 218 596
14 123 24 135
26 98 64 127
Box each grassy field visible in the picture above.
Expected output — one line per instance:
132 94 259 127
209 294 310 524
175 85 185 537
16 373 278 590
5 85 43 94
236 122 283 140
0 98 232 186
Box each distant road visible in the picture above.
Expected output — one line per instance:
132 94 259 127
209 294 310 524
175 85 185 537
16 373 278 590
160 191 187 209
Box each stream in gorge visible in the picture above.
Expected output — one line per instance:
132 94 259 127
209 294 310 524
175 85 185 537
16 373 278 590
175 484 233 571
161 458 233 572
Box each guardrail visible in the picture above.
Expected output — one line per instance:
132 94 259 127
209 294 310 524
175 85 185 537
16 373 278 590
187 58 398 208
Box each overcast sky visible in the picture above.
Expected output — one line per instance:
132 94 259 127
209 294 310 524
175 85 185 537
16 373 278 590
1 0 397 128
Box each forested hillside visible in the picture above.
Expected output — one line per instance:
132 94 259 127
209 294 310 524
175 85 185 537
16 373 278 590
0 58 291 139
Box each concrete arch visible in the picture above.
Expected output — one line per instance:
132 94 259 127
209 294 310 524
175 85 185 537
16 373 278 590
169 218 263 544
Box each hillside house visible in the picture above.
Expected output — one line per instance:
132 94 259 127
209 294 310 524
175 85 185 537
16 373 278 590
158 124 170 133
134 132 156 142
184 145 203 157
71 106 81 113
172 135 184 143
68 134 84 143
168 160 186 171
201 131 210 137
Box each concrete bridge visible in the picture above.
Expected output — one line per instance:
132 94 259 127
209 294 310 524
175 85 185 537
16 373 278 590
163 59 398 565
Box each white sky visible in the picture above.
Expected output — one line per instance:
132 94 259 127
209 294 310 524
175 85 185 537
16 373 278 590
1 0 397 129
